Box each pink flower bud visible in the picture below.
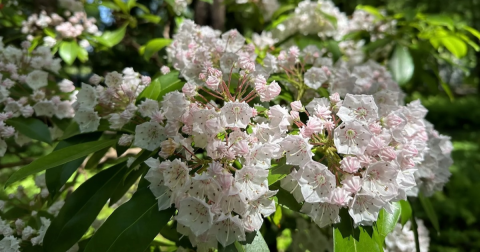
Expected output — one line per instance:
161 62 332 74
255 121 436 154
340 156 361 173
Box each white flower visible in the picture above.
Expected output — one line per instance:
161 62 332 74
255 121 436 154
104 71 123 87
0 236 21 252
133 121 165 151
33 101 56 117
75 83 98 109
31 217 51 245
301 202 341 228
337 94 378 123
138 99 159 118
176 197 214 236
212 214 246 247
26 70 48 89
281 135 314 167
73 107 101 132
298 161 336 203
304 67 328 89
221 101 253 129
235 165 269 201
334 120 372 155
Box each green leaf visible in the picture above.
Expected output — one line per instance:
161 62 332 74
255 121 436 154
399 200 412 226
363 38 391 52
270 182 301 212
156 71 184 102
389 45 414 85
109 164 147 207
59 119 110 140
97 25 127 47
463 26 480 40
356 5 384 19
46 132 102 198
241 232 269 252
59 41 79 65
272 204 282 228
200 0 213 4
423 14 454 30
77 46 89 62
4 139 117 187
44 28 56 37
44 163 127 252
6 117 51 144
333 209 382 252
85 187 175 252
374 202 401 242
271 4 295 21
268 158 293 186
418 193 440 233
139 14 161 23
440 35 468 58
84 145 112 170
142 38 172 60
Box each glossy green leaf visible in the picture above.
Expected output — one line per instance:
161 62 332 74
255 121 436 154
5 139 117 187
97 25 127 47
374 202 401 242
389 45 414 85
44 163 126 252
77 46 89 62
59 41 79 65
142 38 172 60
6 117 51 144
136 78 162 102
46 132 102 197
155 71 184 102
44 28 56 37
419 193 440 232
85 187 175 252
84 145 112 170
399 200 412 226
440 35 467 58
272 204 282 228
333 209 382 252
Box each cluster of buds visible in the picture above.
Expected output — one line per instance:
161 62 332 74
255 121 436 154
0 39 75 156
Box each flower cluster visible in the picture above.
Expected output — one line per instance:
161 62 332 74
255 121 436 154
0 172 78 252
0 39 75 156
72 68 151 133
21 0 100 45
272 0 349 41
385 219 430 252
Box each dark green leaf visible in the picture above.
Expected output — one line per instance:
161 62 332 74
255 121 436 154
389 45 414 85
270 182 301 212
59 119 110 140
399 200 412 226
109 164 147 207
97 25 127 47
59 41 79 65
5 139 117 187
6 117 51 144
84 188 175 252
418 193 440 233
333 209 382 252
46 132 102 197
363 38 391 52
44 163 127 252
84 145 112 170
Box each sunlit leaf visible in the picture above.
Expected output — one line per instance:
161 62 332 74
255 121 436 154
389 45 414 85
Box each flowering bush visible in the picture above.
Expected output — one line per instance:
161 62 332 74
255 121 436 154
0 0 476 251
